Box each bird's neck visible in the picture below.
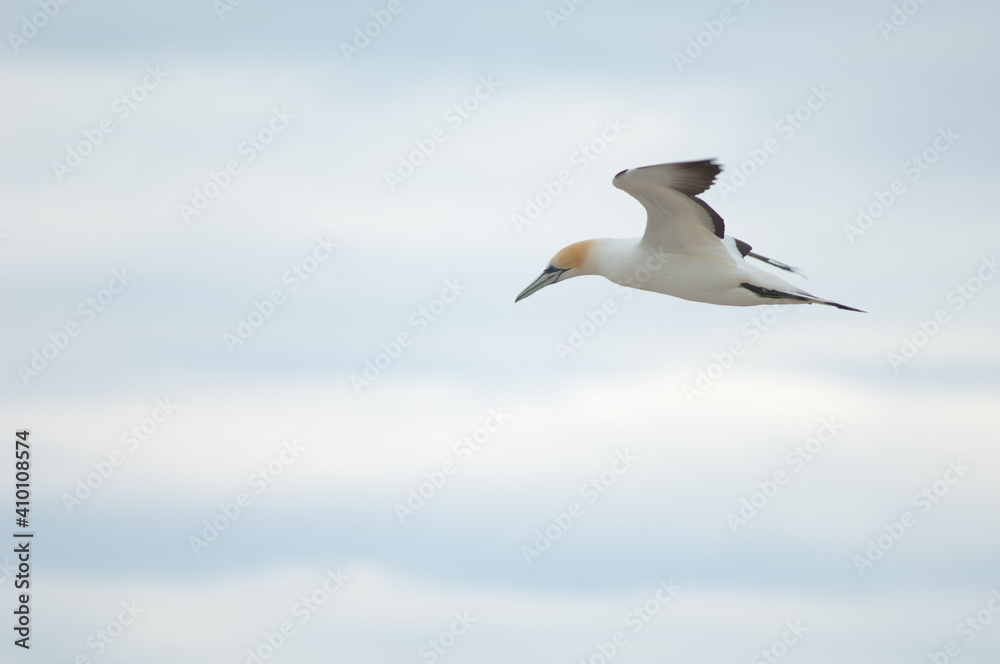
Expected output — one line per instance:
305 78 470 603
583 237 643 280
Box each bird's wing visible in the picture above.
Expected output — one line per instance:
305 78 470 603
612 159 734 261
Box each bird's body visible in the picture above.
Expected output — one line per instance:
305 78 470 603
580 237 821 307
516 159 863 312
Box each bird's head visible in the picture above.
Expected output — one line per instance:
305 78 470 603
515 240 595 302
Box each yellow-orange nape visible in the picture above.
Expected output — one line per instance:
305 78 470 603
549 239 596 271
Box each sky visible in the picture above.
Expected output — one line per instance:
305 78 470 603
2 0 999 662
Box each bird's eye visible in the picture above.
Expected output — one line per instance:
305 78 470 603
544 264 560 273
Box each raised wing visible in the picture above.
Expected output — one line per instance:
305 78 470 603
612 159 733 260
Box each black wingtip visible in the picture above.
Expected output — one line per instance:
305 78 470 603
746 251 803 275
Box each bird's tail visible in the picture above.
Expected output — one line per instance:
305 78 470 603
800 295 866 312
740 282 866 312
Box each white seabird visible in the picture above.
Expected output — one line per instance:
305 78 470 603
515 159 864 312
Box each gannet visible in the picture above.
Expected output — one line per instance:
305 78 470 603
515 159 864 312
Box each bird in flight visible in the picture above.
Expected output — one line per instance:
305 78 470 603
515 159 863 312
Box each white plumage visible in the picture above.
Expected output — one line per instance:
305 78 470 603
516 159 863 312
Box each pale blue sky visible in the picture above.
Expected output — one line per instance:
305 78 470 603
2 1 999 663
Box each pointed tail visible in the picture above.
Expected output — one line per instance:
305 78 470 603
740 282 866 312
803 296 866 313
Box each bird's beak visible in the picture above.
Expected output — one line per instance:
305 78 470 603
515 266 567 302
